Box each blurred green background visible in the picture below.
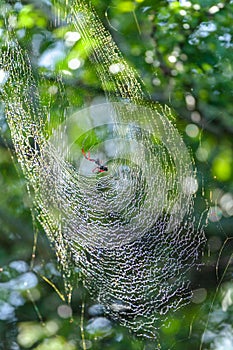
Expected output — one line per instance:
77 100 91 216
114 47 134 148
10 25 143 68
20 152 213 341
0 0 233 349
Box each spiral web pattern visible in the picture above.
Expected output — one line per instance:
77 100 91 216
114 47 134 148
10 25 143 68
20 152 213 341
0 0 206 342
46 102 204 338
49 102 196 250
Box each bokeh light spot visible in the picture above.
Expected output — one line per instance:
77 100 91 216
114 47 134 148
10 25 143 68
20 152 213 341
208 206 222 222
185 123 199 138
68 58 81 70
57 304 73 319
212 155 232 181
192 288 207 304
182 176 198 195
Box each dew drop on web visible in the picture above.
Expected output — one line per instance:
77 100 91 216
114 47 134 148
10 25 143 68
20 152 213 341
0 0 206 343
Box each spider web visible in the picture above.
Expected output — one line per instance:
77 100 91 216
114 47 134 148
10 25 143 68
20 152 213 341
0 0 206 344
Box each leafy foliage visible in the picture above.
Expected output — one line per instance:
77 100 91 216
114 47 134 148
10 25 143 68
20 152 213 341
0 0 233 349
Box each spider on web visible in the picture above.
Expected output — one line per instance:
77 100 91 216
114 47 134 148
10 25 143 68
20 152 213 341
82 148 108 173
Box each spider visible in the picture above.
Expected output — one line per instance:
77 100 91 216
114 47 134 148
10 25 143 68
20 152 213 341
82 148 108 173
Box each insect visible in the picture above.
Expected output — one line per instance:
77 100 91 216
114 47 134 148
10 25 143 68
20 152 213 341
82 148 108 173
